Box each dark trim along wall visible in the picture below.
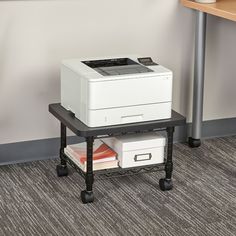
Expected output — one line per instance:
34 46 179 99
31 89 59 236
0 117 236 165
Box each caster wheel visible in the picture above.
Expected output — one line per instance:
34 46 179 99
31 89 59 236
81 190 94 204
159 178 173 191
188 137 201 148
56 164 68 177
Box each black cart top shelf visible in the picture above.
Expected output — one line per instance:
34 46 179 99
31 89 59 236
49 103 186 137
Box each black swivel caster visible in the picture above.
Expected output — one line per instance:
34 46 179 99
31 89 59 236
81 190 94 204
188 137 201 148
56 164 69 177
159 178 173 191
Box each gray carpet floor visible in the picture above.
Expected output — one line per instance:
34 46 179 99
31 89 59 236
0 136 236 236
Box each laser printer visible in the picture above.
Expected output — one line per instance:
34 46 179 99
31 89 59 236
61 56 173 127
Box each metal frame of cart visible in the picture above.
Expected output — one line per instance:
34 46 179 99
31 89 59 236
49 103 186 204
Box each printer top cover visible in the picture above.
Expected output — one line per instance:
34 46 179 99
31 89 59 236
82 58 153 76
62 56 172 81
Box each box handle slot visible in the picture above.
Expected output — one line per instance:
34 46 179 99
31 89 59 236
134 153 152 162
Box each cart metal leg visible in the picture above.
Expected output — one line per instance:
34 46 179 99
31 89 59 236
81 136 95 204
56 123 69 177
159 126 174 191
189 11 207 148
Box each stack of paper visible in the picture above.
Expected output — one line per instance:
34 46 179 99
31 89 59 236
64 140 118 172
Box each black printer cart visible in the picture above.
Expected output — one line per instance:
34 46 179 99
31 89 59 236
49 103 186 204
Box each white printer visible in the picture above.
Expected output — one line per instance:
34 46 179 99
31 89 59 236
61 56 173 127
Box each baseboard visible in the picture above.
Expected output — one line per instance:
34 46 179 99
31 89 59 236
0 136 83 166
1 117 236 165
175 116 236 142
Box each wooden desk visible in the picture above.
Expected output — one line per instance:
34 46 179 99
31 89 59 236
181 0 236 22
181 0 236 148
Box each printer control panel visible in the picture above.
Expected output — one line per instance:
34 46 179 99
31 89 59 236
137 57 158 66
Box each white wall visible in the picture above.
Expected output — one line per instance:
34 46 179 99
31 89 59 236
0 0 235 144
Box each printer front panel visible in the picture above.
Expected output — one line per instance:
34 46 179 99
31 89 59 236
88 75 172 110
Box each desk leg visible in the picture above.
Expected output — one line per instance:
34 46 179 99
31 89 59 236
189 11 207 148
81 136 94 204
159 127 174 191
56 123 69 177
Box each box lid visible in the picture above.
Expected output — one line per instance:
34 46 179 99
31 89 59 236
113 133 166 151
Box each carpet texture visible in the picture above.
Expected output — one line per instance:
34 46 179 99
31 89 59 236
0 136 235 236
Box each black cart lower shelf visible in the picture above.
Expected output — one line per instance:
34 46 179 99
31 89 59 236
49 103 186 204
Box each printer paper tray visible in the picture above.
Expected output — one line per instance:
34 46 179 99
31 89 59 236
84 102 172 127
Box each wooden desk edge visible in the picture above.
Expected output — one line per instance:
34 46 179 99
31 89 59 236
181 0 236 22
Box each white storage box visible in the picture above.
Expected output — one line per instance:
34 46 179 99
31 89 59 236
102 133 166 168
